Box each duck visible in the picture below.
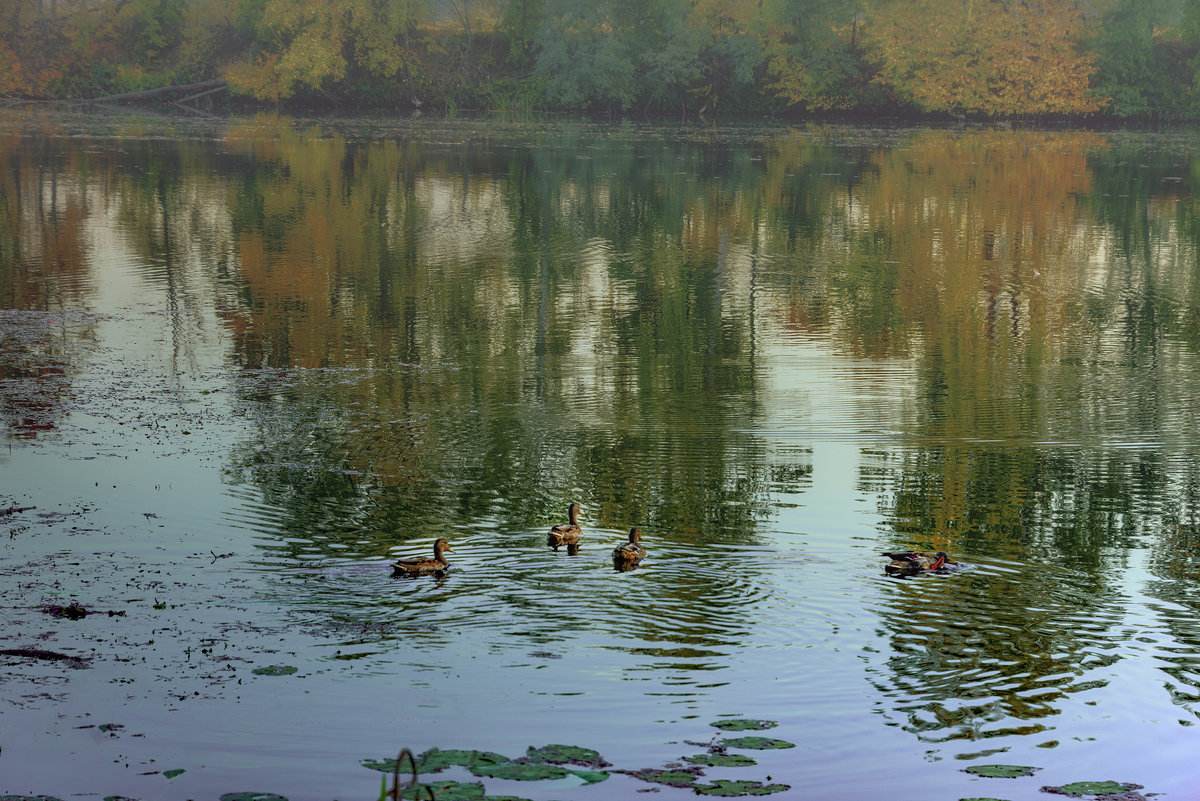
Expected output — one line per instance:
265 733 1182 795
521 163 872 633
612 527 645 571
547 502 582 550
392 538 452 576
882 550 956 577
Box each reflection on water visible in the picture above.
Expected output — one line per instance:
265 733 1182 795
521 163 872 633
4 112 1200 797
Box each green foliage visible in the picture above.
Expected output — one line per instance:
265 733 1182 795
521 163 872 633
1089 0 1185 118
8 0 1200 116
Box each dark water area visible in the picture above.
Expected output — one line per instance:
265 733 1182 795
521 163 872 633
3 108 1200 799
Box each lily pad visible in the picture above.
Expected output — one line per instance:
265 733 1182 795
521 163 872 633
469 762 569 781
416 748 510 773
162 768 185 779
566 769 609 784
709 719 778 732
219 795 290 801
963 765 1040 778
526 743 610 767
684 753 758 767
397 781 484 800
694 780 792 796
621 768 702 787
1040 781 1142 797
251 664 297 676
720 736 795 750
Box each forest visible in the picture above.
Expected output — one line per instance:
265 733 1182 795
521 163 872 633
2 0 1200 120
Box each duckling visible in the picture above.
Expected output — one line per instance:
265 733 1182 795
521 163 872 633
612 527 645 571
882 550 956 577
392 538 452 577
547 502 582 550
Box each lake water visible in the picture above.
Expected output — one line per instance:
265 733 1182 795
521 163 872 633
2 110 1200 800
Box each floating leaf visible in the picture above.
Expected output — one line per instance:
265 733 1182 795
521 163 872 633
1040 781 1142 797
397 781 484 800
251 665 297 676
684 753 757 767
526 743 609 767
963 765 1040 779
694 779 792 796
720 737 795 750
566 769 609 784
709 719 778 732
469 762 568 781
163 768 185 779
219 794 289 801
621 768 702 787
416 748 510 773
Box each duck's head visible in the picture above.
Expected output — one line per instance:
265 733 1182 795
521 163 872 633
628 527 641 543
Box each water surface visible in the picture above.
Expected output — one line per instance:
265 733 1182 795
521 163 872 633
2 110 1200 799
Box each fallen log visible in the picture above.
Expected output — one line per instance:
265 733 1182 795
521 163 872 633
87 79 227 105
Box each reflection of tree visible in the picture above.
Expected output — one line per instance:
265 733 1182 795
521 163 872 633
846 131 1200 740
0 131 101 439
210 123 783 559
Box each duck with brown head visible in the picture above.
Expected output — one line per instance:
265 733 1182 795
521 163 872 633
392 538 452 577
612 527 645 571
547 502 582 550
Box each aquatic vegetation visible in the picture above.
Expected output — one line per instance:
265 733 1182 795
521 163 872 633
694 779 792 796
396 780 485 800
250 664 297 676
415 749 510 774
525 743 609 767
1040 781 1143 797
468 763 569 781
962 765 1040 778
684 753 758 767
720 736 796 750
709 719 778 731
620 767 702 787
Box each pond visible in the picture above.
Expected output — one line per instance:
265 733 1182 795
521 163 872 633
2 108 1200 800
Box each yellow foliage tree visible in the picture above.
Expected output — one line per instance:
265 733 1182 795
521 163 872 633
224 0 422 100
865 0 1101 116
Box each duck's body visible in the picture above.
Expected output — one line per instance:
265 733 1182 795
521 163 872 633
392 538 452 576
548 503 582 550
883 550 955 577
612 527 645 571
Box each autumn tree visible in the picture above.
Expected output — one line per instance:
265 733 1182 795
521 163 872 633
865 0 1101 116
223 0 427 102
